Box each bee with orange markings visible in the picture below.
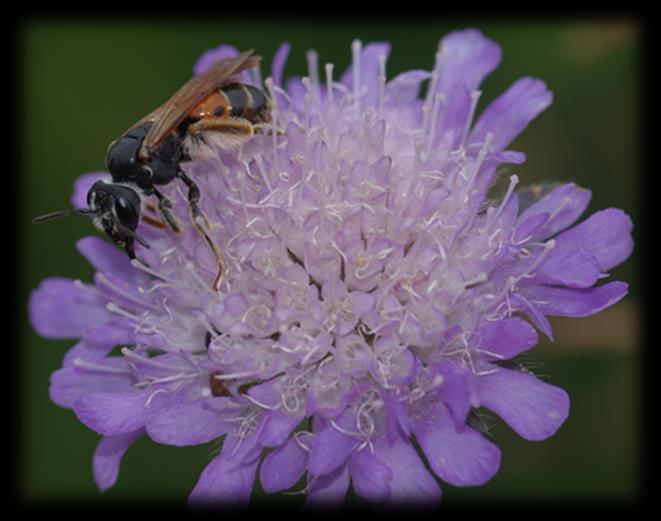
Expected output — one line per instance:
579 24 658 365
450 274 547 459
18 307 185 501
34 50 273 291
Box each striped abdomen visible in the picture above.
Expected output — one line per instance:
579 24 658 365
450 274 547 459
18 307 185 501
189 83 271 124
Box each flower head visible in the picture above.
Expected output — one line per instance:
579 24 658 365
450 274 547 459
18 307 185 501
30 29 633 505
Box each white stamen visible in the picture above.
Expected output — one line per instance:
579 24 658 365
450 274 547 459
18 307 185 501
130 259 176 284
325 63 335 104
427 92 445 153
461 90 482 148
488 174 520 228
352 39 362 116
306 49 321 100
377 53 386 117
72 358 131 374
463 271 488 289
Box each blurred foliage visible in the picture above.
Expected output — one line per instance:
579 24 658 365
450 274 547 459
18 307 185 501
19 17 640 504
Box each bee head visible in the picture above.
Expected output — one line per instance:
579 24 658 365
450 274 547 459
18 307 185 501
86 180 149 257
32 180 150 259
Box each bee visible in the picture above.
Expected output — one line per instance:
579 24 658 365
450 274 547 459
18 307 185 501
33 50 273 291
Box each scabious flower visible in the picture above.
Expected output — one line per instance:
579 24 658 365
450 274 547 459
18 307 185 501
30 29 633 506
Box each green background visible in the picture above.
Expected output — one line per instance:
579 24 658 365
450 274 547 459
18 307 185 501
19 17 640 505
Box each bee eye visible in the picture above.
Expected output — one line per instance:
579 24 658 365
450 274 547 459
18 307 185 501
114 195 139 230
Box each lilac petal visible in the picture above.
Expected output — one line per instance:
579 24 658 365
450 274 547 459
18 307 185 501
340 42 391 107
535 247 601 288
188 451 260 506
349 291 376 318
373 435 442 504
29 278 112 339
436 29 502 95
382 391 412 441
470 77 552 151
511 293 555 341
259 410 303 448
145 398 231 446
479 317 539 360
552 209 634 271
50 358 134 409
524 281 628 317
93 428 144 492
476 368 569 441
308 411 360 476
348 448 392 502
412 402 501 486
386 70 431 104
514 212 550 243
71 172 109 209
518 183 592 241
74 390 149 436
193 44 238 75
76 236 138 282
432 359 471 428
305 465 350 507
246 377 281 409
61 336 117 366
259 436 308 493
271 42 290 88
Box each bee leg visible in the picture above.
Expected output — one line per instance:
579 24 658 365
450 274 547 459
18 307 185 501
187 118 254 151
176 170 225 291
120 238 149 268
149 187 182 233
253 123 284 136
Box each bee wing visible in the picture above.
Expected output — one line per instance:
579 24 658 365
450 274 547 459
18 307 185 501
137 50 261 158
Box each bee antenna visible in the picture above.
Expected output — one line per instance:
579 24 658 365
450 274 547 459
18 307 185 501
32 208 96 224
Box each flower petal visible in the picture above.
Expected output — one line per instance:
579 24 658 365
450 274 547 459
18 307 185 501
74 390 149 436
386 70 431 105
412 401 501 486
373 435 442 504
260 436 308 493
29 278 112 339
348 448 392 502
305 465 350 507
552 209 633 271
479 317 539 360
50 358 134 409
340 42 391 108
145 398 232 446
436 28 501 95
524 281 628 317
76 236 139 282
476 368 569 441
308 420 360 477
193 44 238 76
271 42 290 88
517 183 592 241
535 245 601 289
432 359 472 428
258 410 303 448
188 450 260 506
470 77 553 151
92 428 145 492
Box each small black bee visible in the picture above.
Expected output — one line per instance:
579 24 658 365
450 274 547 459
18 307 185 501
33 50 273 290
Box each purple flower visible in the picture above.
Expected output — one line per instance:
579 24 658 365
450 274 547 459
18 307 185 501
29 29 633 506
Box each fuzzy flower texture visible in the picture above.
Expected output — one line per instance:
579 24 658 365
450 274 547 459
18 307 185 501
30 29 633 505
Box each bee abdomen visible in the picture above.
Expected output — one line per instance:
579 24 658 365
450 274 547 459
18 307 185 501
221 83 270 123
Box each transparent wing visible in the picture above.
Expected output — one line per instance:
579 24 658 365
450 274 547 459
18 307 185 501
136 50 261 158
